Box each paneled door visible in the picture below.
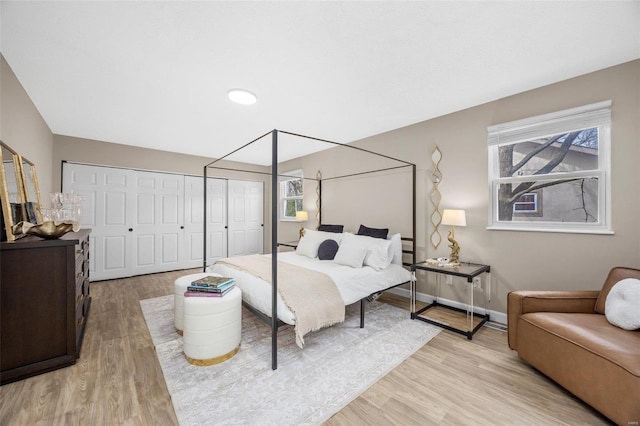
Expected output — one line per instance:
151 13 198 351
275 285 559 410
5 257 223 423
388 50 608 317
64 163 185 279
227 179 264 256
63 163 133 280
64 163 263 280
183 175 227 269
131 170 184 275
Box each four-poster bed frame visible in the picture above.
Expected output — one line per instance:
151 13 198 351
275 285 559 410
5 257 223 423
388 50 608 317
203 129 416 370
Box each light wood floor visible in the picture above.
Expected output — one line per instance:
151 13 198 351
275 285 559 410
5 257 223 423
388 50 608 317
0 270 612 425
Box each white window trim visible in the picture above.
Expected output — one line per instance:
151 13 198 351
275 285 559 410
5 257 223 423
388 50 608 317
279 169 303 222
487 100 613 234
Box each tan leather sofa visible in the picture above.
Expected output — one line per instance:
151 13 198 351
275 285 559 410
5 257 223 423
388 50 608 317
508 267 640 426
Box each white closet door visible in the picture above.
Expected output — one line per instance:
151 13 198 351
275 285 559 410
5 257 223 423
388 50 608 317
227 180 264 256
63 163 133 281
207 178 228 261
64 163 263 279
132 171 184 275
183 176 227 269
64 163 185 280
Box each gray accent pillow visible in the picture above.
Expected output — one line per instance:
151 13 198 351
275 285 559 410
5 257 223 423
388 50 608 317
318 224 344 233
318 239 339 260
357 224 389 239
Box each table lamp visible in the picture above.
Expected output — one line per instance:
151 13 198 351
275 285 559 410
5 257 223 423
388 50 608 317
296 210 308 240
441 209 466 265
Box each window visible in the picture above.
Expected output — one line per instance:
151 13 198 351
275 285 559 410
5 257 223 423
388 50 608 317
487 100 612 234
280 170 303 220
513 192 539 214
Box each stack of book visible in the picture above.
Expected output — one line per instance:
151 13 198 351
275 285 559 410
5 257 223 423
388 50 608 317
184 275 236 298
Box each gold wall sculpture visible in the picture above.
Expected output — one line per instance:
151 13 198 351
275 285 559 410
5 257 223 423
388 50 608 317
429 146 443 249
315 170 322 229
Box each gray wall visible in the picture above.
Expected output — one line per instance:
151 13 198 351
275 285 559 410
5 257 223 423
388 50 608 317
277 59 640 314
2 49 638 316
1 55 54 197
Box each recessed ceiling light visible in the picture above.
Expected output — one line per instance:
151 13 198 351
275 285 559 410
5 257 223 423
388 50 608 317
228 89 257 105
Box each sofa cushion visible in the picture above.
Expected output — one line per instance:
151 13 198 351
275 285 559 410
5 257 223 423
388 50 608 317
520 312 640 377
595 266 640 314
516 312 640 425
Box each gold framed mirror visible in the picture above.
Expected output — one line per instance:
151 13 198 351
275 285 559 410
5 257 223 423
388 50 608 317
18 154 43 224
0 141 26 241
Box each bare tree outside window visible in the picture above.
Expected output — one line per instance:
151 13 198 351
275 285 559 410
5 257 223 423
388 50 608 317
280 170 303 220
488 101 611 233
497 128 599 222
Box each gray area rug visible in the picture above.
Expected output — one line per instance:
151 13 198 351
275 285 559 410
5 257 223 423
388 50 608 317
140 295 440 426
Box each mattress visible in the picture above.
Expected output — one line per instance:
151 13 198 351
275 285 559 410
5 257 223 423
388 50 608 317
208 251 411 325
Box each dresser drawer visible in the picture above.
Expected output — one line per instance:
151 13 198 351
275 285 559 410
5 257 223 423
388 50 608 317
75 279 85 310
75 302 85 336
75 256 85 281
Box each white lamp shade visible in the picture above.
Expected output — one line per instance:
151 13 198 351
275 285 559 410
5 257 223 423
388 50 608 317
441 209 466 227
295 211 308 221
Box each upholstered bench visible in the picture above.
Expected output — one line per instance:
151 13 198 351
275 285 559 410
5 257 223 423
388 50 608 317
174 272 222 335
183 286 242 366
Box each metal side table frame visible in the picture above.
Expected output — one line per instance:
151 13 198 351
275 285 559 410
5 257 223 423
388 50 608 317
410 261 491 340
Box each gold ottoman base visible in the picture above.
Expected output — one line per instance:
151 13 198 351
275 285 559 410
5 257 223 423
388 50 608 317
185 345 239 366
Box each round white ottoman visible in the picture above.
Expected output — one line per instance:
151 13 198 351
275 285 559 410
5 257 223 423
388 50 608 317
174 272 222 335
183 286 242 366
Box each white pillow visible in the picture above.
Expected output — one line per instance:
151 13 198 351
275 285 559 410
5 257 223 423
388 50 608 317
359 235 393 270
295 234 319 258
295 229 342 258
605 278 640 330
388 233 403 266
333 233 368 268
333 233 393 270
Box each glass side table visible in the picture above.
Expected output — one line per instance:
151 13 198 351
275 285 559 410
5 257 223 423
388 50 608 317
277 241 299 249
410 261 491 340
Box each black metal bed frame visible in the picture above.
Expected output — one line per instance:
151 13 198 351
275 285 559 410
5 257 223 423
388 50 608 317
203 129 416 370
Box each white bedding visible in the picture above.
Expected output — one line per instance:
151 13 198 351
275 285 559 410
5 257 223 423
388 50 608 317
208 251 411 325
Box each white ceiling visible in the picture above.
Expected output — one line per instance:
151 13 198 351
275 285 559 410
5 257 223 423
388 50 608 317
1 1 639 165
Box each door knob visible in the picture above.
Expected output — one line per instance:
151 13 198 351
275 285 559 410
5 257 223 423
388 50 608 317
128 228 133 232
180 226 184 229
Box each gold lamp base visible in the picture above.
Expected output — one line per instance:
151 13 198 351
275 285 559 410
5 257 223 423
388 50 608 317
447 228 461 265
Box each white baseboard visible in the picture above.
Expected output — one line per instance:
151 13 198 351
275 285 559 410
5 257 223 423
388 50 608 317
386 287 507 326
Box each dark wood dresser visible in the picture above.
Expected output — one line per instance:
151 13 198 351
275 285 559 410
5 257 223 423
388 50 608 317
1 229 91 385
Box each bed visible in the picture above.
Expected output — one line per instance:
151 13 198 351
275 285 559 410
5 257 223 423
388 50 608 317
204 130 416 369
209 230 412 347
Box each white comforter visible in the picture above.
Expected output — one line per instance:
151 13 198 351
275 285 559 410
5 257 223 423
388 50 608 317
209 252 411 325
